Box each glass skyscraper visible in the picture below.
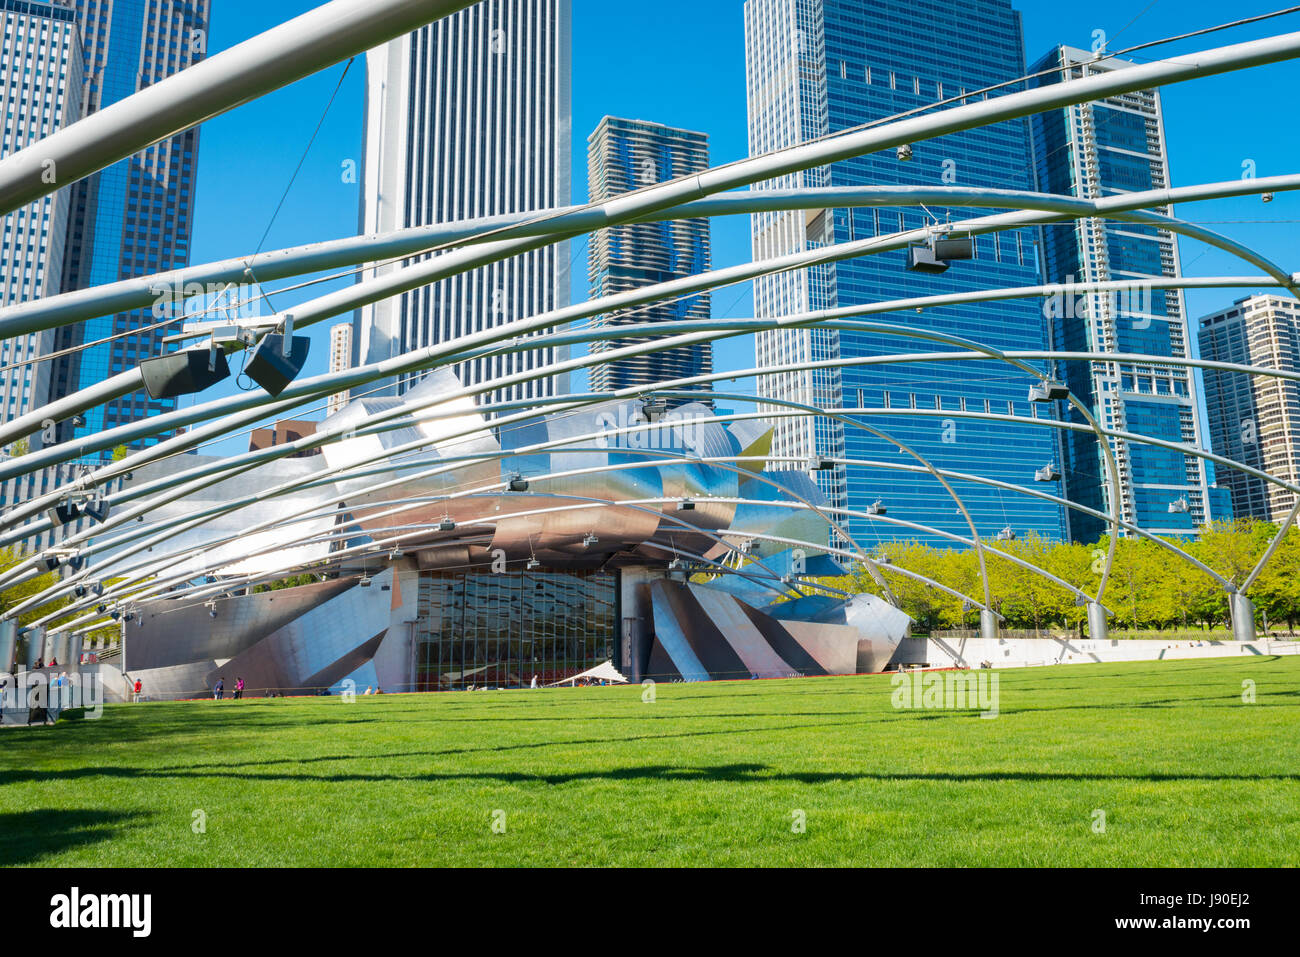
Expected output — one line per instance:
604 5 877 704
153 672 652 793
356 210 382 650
0 0 82 426
586 116 711 404
744 0 1066 546
1031 45 1225 540
49 0 209 447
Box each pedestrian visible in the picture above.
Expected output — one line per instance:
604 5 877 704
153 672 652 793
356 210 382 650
133 678 143 702
530 675 538 689
214 677 224 701
234 677 244 700
34 657 43 670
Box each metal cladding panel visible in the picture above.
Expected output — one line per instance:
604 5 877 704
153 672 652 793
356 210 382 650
780 620 861 675
688 584 799 679
320 368 500 527
734 601 828 676
705 569 798 605
725 419 774 462
721 472 834 560
210 568 397 693
122 455 337 578
126 578 356 671
647 579 709 681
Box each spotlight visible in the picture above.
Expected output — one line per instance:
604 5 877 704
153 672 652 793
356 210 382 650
896 144 913 161
1034 464 1061 482
997 526 1017 542
868 499 886 516
110 611 121 621
642 397 668 422
808 457 835 471
209 609 217 619
39 552 61 573
1168 498 1190 514
48 501 81 526
1028 380 1071 402
905 233 973 274
359 575 372 587
438 517 456 532
83 499 111 524
677 498 696 511
526 558 541 570
582 533 599 549
66 554 85 572
92 582 104 598
74 585 87 598
508 474 529 493
1263 192 1274 203
96 604 107 614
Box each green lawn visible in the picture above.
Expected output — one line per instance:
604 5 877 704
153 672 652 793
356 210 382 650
2 657 1297 866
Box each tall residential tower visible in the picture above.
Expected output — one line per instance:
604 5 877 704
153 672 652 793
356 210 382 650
586 116 711 403
356 0 572 406
1198 294 1300 522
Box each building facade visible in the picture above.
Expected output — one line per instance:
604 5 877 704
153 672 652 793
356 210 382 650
586 116 711 403
0 0 83 427
50 0 211 447
743 0 1066 545
1031 45 1224 540
355 0 572 407
1198 295 1300 522
327 322 352 415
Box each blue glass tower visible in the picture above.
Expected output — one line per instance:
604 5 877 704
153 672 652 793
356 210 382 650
745 0 1066 547
1030 46 1225 540
51 0 210 447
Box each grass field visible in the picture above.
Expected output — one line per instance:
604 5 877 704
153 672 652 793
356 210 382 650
2 657 1297 866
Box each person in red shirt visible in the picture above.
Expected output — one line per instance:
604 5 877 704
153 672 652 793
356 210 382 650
132 679 142 703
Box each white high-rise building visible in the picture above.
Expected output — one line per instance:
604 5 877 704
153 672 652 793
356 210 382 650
327 322 353 416
743 0 844 517
0 0 83 430
1198 294 1300 523
355 0 572 408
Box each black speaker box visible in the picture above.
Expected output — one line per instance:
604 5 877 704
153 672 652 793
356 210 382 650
245 334 310 396
140 348 231 400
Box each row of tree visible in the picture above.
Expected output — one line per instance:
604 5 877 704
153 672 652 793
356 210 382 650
810 519 1300 634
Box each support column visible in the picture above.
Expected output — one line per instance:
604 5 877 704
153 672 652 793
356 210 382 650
979 608 999 641
24 626 45 669
0 619 15 673
1086 602 1109 641
1230 591 1257 643
47 632 72 668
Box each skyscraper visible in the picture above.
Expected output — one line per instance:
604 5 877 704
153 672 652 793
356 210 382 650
586 116 711 403
356 0 572 407
50 0 211 446
1031 45 1220 540
327 322 352 416
743 0 1065 545
0 0 83 427
1198 294 1300 522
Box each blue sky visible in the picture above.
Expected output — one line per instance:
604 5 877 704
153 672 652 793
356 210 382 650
186 0 1300 452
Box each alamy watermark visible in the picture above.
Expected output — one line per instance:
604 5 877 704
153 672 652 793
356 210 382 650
890 669 999 718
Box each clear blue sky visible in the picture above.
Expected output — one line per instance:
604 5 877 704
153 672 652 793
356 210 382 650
187 0 1300 453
